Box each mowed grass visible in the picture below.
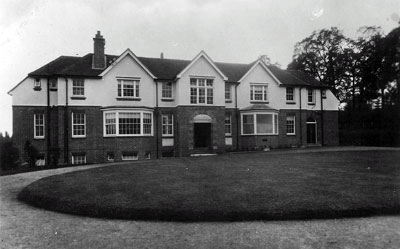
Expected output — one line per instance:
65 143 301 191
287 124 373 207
18 150 400 221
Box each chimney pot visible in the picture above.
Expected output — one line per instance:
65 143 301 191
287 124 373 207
93 31 106 69
160 52 164 59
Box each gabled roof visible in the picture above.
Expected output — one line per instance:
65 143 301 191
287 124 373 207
24 51 327 87
238 59 283 85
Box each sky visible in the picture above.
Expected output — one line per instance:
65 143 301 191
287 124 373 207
0 0 399 135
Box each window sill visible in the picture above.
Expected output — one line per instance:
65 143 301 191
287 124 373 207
225 134 232 137
225 100 232 103
34 137 45 140
72 136 86 139
250 101 269 104
241 134 279 136
50 88 58 92
308 103 316 106
104 135 154 137
286 101 296 105
161 98 174 102
162 135 174 137
33 87 42 91
116 97 141 101
286 134 296 136
71 96 86 100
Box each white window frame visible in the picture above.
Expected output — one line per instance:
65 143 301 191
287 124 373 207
161 82 173 99
103 110 153 137
34 113 45 139
162 114 174 137
308 89 315 104
190 77 214 105
225 84 231 101
250 83 268 102
322 89 327 99
33 78 41 89
72 79 85 96
72 154 86 165
241 112 279 135
122 152 138 161
72 113 86 138
286 115 296 135
225 114 231 136
50 78 58 90
117 78 140 98
286 87 295 102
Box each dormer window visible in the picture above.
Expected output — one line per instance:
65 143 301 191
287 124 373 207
50 78 58 91
33 78 41 90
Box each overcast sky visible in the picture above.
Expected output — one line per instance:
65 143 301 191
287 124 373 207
0 0 399 134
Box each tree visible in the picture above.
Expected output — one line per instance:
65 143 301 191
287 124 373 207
24 140 38 168
288 27 349 102
0 132 19 170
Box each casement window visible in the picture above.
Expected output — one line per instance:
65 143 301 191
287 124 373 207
286 87 295 102
33 78 41 90
286 115 296 135
117 79 140 98
250 84 268 102
308 89 315 104
50 78 58 90
72 113 86 138
225 84 231 101
241 112 278 135
162 114 173 136
103 110 153 136
190 78 214 104
34 113 45 139
162 82 173 99
72 153 86 165
122 152 138 161
225 114 231 135
322 89 327 99
72 79 85 96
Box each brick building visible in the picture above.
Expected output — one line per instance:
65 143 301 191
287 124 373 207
8 31 339 166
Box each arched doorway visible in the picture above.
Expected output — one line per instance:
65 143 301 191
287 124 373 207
193 114 212 148
306 117 317 144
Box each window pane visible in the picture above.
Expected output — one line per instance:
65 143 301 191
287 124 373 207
190 87 197 104
198 88 205 103
225 114 231 135
286 115 295 134
162 82 172 98
243 115 254 134
143 113 152 134
105 113 116 135
206 88 213 104
256 114 273 134
119 112 140 134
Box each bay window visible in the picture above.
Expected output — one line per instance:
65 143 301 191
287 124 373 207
250 84 268 102
241 112 278 135
117 79 140 98
103 110 153 136
190 78 214 104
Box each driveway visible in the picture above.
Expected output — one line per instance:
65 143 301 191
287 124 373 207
1 147 400 248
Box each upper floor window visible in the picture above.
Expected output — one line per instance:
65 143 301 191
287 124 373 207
250 84 268 102
162 82 173 99
33 78 41 90
34 113 45 139
241 112 278 135
286 115 295 135
225 84 231 101
190 78 213 105
322 89 327 99
225 114 231 135
162 114 173 136
117 79 140 98
72 113 86 138
50 78 58 91
72 79 85 96
286 87 294 102
308 89 315 104
103 110 153 137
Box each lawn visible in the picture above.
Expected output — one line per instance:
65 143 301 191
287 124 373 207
18 150 400 221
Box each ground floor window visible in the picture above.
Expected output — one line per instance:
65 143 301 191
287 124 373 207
35 154 45 166
162 114 173 136
241 112 278 135
72 153 86 165
286 115 295 135
122 152 138 161
103 110 153 136
34 113 45 139
225 114 231 135
72 112 86 138
107 152 114 162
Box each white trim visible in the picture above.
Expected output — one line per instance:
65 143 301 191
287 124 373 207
71 112 86 138
238 59 283 85
176 51 228 80
250 83 268 102
241 112 279 135
161 114 174 137
99 49 156 79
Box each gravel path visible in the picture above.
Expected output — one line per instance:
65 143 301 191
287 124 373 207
1 147 400 248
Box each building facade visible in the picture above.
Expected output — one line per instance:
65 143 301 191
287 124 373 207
8 31 339 166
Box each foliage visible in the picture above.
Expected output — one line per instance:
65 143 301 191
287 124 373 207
0 132 19 170
24 140 39 168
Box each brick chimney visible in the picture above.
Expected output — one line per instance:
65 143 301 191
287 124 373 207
93 31 105 69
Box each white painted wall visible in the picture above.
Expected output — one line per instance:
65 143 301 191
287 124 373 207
157 81 176 107
176 55 225 106
11 77 48 106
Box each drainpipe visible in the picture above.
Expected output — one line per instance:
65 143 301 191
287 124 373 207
46 77 51 166
320 88 324 146
64 77 69 165
235 83 239 150
299 87 303 146
155 80 159 159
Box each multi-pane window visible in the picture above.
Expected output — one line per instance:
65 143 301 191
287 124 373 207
225 84 231 101
308 89 315 104
162 114 173 136
162 82 173 99
225 114 231 135
286 87 294 102
286 115 295 135
322 90 327 98
34 113 45 139
190 78 213 104
72 113 86 137
122 152 138 161
117 79 140 98
72 154 86 165
242 113 278 135
250 84 268 102
103 111 153 136
72 79 85 96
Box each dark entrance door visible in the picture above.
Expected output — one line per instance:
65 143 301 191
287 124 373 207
194 123 211 148
307 123 317 144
